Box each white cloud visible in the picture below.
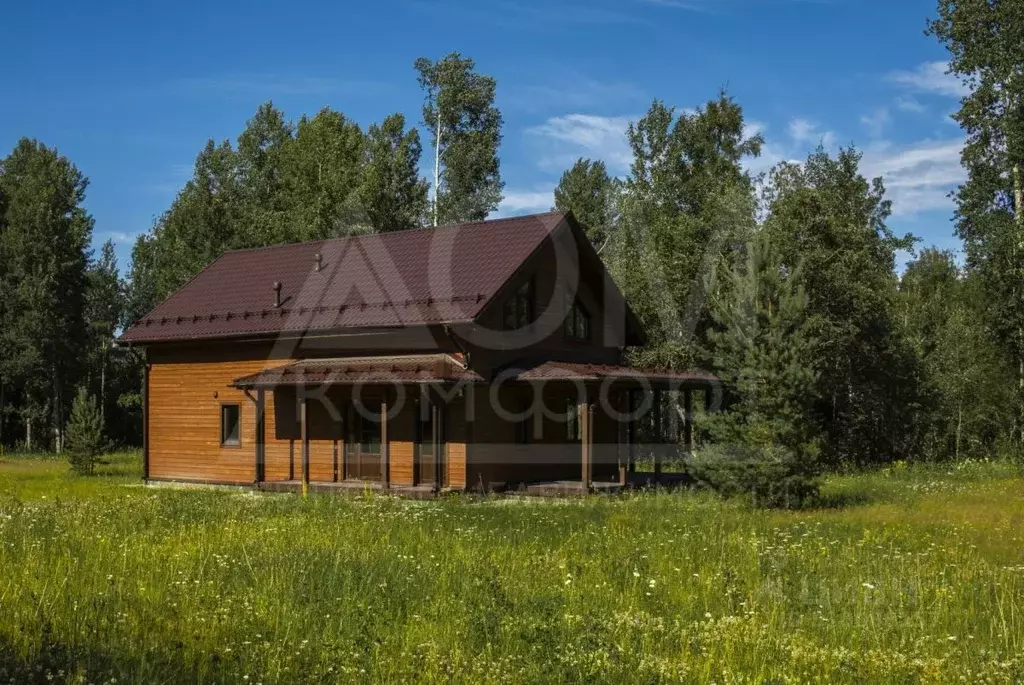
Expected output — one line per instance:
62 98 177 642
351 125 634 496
527 114 635 173
787 118 835 147
497 190 555 217
861 138 965 216
886 62 968 98
860 107 892 139
895 96 926 114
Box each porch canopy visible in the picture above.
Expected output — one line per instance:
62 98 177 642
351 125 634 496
231 354 483 389
506 360 716 389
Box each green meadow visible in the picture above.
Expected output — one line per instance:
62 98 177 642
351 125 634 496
0 453 1022 684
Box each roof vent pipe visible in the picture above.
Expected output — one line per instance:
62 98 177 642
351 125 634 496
273 282 282 308
314 253 323 273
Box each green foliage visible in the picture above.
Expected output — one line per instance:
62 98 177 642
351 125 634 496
0 138 92 451
610 93 762 371
763 147 923 466
358 114 430 232
553 158 620 249
696 234 821 507
415 52 504 225
689 443 820 508
64 388 106 474
707 234 820 454
929 0 1024 446
898 249 1016 459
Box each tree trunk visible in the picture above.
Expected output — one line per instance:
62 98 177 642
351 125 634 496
26 418 32 452
100 346 106 426
433 115 442 227
1014 163 1024 448
0 379 4 456
52 363 62 454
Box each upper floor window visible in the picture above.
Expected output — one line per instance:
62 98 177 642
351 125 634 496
503 280 535 330
565 297 591 341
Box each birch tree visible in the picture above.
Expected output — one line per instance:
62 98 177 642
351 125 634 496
414 53 503 226
929 0 1024 447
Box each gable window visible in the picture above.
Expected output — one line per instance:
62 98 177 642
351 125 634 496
565 297 591 341
220 404 241 446
503 280 535 330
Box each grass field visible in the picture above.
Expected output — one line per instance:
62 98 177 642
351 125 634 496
0 453 1022 683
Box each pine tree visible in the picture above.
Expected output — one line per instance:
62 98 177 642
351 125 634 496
65 387 105 475
694 233 821 507
415 52 503 225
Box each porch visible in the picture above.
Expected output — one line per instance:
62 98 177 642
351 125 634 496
228 355 718 496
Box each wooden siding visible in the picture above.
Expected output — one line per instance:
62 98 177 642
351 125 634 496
149 359 292 484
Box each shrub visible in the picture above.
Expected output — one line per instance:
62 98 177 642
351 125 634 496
689 443 820 509
65 388 107 475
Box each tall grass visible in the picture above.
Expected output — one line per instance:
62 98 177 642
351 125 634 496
0 454 1021 683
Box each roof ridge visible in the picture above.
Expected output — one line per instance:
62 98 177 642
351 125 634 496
220 211 566 257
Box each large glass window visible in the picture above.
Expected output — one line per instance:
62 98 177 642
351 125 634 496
360 411 382 455
417 402 435 456
220 404 241 446
503 280 535 330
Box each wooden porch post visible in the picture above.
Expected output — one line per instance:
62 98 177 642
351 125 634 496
616 390 628 486
653 388 663 482
142 360 150 481
683 388 694 455
381 396 390 489
432 401 442 488
628 389 637 474
580 391 592 492
300 393 309 498
255 389 266 485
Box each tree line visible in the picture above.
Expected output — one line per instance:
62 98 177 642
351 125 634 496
1 1 1021 486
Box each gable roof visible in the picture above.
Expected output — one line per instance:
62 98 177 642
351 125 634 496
119 212 567 344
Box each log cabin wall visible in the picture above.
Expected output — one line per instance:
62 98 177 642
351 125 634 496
147 357 293 484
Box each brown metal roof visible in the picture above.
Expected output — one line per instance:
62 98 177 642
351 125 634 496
509 361 718 385
232 354 483 388
120 212 566 344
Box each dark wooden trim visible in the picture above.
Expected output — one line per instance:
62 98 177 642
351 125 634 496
580 392 592 491
255 389 266 483
142 360 150 481
683 388 694 455
300 395 309 495
653 388 662 481
381 398 390 488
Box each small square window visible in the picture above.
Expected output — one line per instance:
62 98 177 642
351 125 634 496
220 404 241 446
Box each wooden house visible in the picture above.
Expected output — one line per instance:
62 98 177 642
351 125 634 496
117 211 716 494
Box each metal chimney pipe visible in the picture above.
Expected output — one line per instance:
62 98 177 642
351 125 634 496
314 253 323 273
273 281 282 308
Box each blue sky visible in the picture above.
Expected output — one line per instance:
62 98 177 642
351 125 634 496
0 0 966 272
